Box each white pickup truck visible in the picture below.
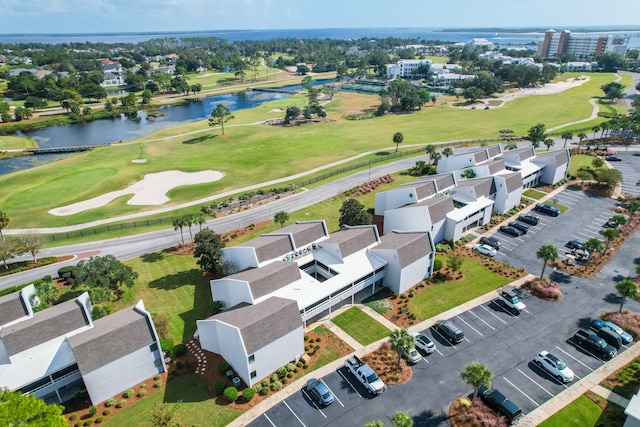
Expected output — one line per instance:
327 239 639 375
498 290 526 312
344 355 385 395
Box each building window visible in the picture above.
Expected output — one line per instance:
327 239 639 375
150 343 158 352
251 371 257 379
248 354 255 364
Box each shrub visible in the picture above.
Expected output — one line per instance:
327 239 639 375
271 373 279 383
213 380 226 395
303 364 309 369
260 386 270 395
304 345 310 351
138 389 147 397
102 410 111 416
75 423 81 427
435 243 450 253
57 265 75 279
83 420 94 426
380 341 391 350
223 387 239 402
159 338 174 353
123 389 134 398
314 344 320 350
277 366 287 378
315 337 321 342
69 414 78 421
170 343 186 358
287 372 293 378
89 406 97 416
523 278 563 301
304 335 309 341
105 398 115 407
282 377 288 384
175 360 182 369
154 381 162 388
154 374 161 380
262 379 270 387
140 383 147 389
271 381 282 391
117 399 126 408
293 367 299 373
243 387 256 401
95 416 104 424
217 361 231 375
297 361 303 367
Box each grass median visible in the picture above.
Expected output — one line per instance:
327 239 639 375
332 307 391 346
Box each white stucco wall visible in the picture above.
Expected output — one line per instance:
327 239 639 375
83 345 162 404
247 326 304 387
210 279 253 309
437 154 475 174
383 207 432 235
375 188 417 215
221 247 259 271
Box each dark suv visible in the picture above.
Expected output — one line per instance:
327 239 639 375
478 386 523 423
509 221 529 234
534 203 560 217
433 320 464 344
479 236 501 250
518 214 539 226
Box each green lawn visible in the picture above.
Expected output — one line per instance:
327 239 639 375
332 307 391 346
538 395 603 427
409 257 512 320
522 189 546 200
0 135 37 150
568 154 598 176
104 374 242 427
0 72 620 229
310 345 341 373
114 252 210 342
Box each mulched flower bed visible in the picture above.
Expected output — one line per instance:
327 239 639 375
522 277 563 301
341 174 395 197
361 343 412 385
449 397 508 427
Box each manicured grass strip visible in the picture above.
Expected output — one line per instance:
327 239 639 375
523 189 546 200
568 154 598 176
310 345 341 373
0 135 37 149
104 374 242 427
332 307 391 346
114 253 210 342
409 257 511 320
538 395 602 427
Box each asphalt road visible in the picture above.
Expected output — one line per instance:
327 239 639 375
246 202 640 427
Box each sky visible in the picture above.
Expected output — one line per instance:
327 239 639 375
1 0 640 34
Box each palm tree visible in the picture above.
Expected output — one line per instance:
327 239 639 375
577 132 587 150
172 216 186 247
608 215 627 228
425 144 436 162
561 131 573 148
90 286 114 317
460 362 493 405
505 141 518 150
582 238 604 265
194 212 207 231
616 279 638 313
390 411 413 427
184 214 196 248
0 210 9 240
536 244 559 279
431 152 442 166
592 125 600 141
543 138 555 151
602 228 620 253
393 132 404 153
274 211 289 228
443 147 454 158
389 328 414 369
35 280 59 308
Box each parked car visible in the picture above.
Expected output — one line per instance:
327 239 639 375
413 333 436 354
534 350 575 383
473 243 498 257
603 216 626 228
518 214 539 226
509 221 530 234
433 320 465 344
606 155 622 161
498 290 526 312
479 236 501 250
590 319 633 344
596 327 623 350
565 239 584 250
499 225 522 237
306 378 334 406
402 347 423 364
478 385 524 423
534 203 560 217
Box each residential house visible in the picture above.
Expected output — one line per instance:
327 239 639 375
386 59 432 79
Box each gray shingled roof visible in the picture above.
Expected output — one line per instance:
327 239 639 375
535 149 569 166
487 159 505 175
414 181 437 200
212 297 302 355
456 177 495 198
1 298 89 357
486 144 501 158
0 290 29 326
504 147 535 162
503 172 524 193
68 306 155 374
432 173 455 191
228 261 302 300
269 221 327 248
325 227 378 258
243 235 294 263
375 232 432 268
409 196 454 224
473 150 489 163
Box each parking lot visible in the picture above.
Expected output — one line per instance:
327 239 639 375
611 150 640 198
247 188 640 427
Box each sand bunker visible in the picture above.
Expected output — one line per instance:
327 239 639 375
49 170 224 216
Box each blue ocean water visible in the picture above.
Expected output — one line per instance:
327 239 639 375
1 27 639 48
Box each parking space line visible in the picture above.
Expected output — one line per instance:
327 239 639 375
456 315 483 336
503 377 539 407
323 382 344 407
492 301 517 317
555 346 595 371
283 400 307 426
467 309 496 330
337 370 363 397
301 389 327 418
263 414 277 427
517 368 554 397
585 225 602 231
479 305 508 324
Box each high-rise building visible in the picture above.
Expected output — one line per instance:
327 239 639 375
537 30 628 60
